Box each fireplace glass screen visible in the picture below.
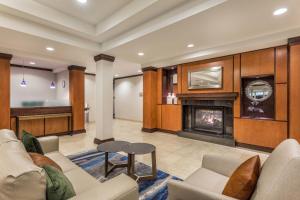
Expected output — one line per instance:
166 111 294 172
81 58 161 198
194 109 223 134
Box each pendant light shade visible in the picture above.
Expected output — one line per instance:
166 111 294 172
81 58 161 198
50 81 56 89
20 60 27 87
20 78 27 87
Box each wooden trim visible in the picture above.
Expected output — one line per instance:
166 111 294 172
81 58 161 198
10 106 72 117
11 64 53 72
236 142 273 153
141 128 158 133
94 137 115 144
288 36 300 46
157 128 179 134
72 129 86 134
142 66 157 72
94 54 115 62
114 74 143 80
68 65 86 71
85 72 96 76
177 92 238 100
0 53 12 60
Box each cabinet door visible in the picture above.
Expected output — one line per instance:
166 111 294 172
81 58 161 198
241 48 274 77
161 105 182 132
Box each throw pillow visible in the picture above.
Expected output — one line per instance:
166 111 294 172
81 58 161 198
22 130 44 155
222 155 260 200
43 165 76 200
29 152 62 171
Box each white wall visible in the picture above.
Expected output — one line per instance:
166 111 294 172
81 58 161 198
10 67 57 107
56 70 69 104
114 76 143 122
85 74 96 122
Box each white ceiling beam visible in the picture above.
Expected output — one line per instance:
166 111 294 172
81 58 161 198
96 0 158 35
0 12 101 52
101 0 227 51
142 26 300 68
0 0 95 37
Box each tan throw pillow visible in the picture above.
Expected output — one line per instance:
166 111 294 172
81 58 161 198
222 155 260 200
29 152 62 172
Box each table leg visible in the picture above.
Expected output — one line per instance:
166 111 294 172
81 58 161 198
127 154 131 176
152 150 157 179
105 152 109 177
131 154 135 175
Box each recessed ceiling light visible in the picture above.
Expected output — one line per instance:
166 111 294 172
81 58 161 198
187 44 194 48
273 8 287 16
138 70 142 73
138 52 144 56
114 74 119 77
46 47 55 51
77 0 87 4
29 61 36 65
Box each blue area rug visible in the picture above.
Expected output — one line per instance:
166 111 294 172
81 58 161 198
68 150 181 200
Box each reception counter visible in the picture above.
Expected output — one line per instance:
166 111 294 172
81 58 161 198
10 106 72 138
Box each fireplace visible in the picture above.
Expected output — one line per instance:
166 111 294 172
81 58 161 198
180 99 234 146
194 108 223 134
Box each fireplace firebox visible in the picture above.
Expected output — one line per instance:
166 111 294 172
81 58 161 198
180 100 234 146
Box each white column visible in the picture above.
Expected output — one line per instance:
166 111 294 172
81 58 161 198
94 55 115 140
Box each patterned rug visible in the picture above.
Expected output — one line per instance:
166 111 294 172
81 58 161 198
68 150 181 200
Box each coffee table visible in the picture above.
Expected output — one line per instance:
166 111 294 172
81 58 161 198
124 143 157 181
97 141 130 177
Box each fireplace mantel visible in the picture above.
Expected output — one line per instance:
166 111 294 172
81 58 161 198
177 92 238 100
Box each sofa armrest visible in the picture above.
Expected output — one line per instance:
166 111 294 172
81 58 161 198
38 136 59 154
202 154 249 177
168 179 238 200
69 174 139 200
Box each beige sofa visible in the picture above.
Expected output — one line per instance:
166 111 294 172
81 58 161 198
0 129 139 200
168 139 300 200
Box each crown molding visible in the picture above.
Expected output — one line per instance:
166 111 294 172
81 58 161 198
68 65 86 71
94 54 115 62
0 53 12 60
142 66 157 72
288 36 300 46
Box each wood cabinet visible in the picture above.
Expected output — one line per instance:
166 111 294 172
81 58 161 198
161 105 182 132
241 48 274 77
234 118 287 148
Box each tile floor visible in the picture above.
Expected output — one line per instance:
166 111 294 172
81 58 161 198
60 119 269 179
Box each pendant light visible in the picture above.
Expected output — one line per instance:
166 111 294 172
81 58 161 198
50 81 56 89
20 60 27 87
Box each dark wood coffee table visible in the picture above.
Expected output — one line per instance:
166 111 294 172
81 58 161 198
124 143 157 181
97 141 130 177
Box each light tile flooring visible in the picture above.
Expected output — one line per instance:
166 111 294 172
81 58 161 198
60 119 268 179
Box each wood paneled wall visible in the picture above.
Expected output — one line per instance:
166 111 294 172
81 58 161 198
143 68 157 132
0 53 12 129
289 39 300 142
69 65 86 133
181 56 234 94
234 47 288 148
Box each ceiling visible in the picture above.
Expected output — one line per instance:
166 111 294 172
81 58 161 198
0 0 299 76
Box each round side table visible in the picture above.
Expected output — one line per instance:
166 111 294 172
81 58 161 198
124 143 157 181
97 141 130 177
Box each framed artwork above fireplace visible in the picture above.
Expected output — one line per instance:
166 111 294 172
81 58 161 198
188 66 223 90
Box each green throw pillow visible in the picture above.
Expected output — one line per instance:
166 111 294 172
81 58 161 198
43 165 76 200
22 130 44 155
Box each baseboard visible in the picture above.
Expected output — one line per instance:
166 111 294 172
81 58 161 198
141 127 158 133
94 137 115 144
72 129 86 134
236 142 273 153
157 128 179 134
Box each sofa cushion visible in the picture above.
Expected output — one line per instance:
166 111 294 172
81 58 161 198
29 152 62 171
185 168 229 193
46 151 77 173
223 155 260 200
22 130 44 155
43 165 76 200
0 129 18 145
251 139 300 200
0 140 46 200
64 167 99 194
